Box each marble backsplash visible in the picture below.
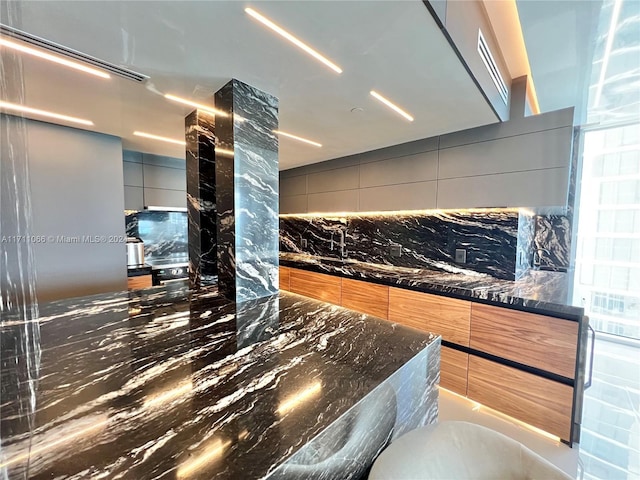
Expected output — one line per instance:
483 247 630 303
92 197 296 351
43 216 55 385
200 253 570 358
534 215 571 271
280 210 572 281
280 211 520 280
125 210 188 262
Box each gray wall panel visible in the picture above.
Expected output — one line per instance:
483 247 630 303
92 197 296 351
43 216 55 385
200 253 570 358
123 150 186 209
357 137 440 166
359 182 437 212
22 119 127 301
439 107 574 149
280 175 307 196
142 153 185 169
307 166 359 194
281 153 361 178
143 187 187 208
123 161 143 187
438 126 573 179
124 186 144 211
280 108 573 213
142 163 187 191
360 151 438 188
281 194 308 214
308 190 358 213
123 150 142 163
437 168 569 209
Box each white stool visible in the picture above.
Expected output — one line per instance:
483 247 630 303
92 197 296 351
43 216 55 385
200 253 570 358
369 421 572 480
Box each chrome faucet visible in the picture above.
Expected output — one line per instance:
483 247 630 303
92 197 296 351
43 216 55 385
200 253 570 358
533 248 550 267
330 227 348 259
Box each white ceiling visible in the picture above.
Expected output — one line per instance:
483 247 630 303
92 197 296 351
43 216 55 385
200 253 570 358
7 1 498 170
516 0 602 125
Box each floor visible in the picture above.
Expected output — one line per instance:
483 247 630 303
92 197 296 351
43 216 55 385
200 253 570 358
439 335 640 480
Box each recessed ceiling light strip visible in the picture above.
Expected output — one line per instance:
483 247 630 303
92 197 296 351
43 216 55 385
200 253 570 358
273 130 322 147
133 131 186 146
0 100 93 125
369 91 414 122
0 24 148 82
244 8 342 74
164 94 228 117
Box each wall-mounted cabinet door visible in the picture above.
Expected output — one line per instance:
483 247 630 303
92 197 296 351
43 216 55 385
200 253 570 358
467 356 573 441
470 303 578 379
389 288 471 346
279 266 291 291
341 278 389 319
289 269 342 305
440 346 469 396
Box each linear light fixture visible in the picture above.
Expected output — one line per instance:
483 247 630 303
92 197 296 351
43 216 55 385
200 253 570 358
273 130 322 147
0 24 147 82
369 90 414 122
0 37 110 78
279 207 523 218
133 131 186 146
0 100 93 125
244 7 342 74
164 94 228 117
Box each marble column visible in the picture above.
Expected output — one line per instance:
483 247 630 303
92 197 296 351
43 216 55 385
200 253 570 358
186 109 217 288
1 3 42 479
215 79 279 303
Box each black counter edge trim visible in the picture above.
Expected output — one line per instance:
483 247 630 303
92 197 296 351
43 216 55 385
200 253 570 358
441 340 575 388
280 261 583 322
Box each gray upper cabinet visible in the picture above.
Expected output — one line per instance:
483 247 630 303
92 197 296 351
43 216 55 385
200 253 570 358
279 108 574 214
123 151 186 210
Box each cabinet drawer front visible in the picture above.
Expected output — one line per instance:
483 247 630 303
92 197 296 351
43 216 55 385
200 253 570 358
279 266 291 291
440 346 468 396
128 275 152 290
467 356 573 441
470 303 578 379
341 278 389 319
389 288 471 346
289 269 341 305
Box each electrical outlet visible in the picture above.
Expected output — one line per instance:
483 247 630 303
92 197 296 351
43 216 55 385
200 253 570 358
390 245 402 257
455 248 467 263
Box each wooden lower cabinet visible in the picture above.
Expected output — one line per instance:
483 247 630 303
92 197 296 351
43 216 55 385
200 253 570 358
440 346 468 396
467 356 574 440
279 266 291 291
471 303 578 379
281 266 580 442
289 269 342 305
389 288 471 346
341 278 389 319
127 275 152 290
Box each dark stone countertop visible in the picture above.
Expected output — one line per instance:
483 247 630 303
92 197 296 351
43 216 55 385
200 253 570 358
1 284 438 479
280 253 584 320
